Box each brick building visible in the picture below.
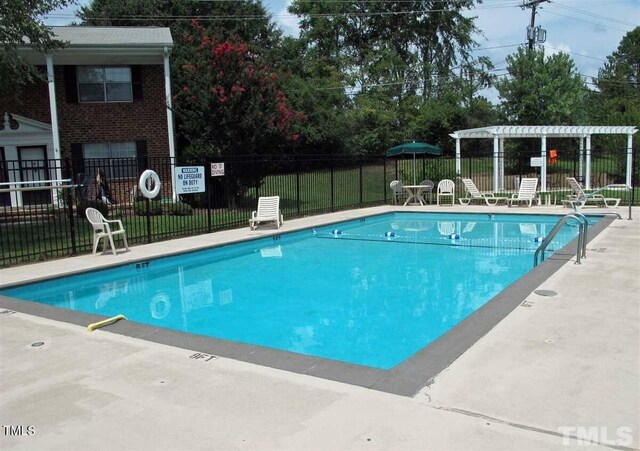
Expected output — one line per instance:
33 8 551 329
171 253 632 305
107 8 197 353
0 27 176 207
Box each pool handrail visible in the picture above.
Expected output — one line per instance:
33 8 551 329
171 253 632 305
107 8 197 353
571 183 632 220
534 213 587 267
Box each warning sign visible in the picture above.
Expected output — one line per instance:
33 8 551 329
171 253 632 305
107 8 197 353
175 166 205 194
211 162 225 177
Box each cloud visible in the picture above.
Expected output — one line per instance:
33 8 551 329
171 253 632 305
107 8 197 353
271 0 300 37
544 42 572 57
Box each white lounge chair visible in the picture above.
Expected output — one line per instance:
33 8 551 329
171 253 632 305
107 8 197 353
249 196 284 230
85 207 129 256
459 178 508 206
390 180 406 205
508 178 538 207
565 177 621 208
437 179 455 206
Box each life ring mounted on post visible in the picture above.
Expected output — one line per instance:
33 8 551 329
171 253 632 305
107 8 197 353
139 170 161 199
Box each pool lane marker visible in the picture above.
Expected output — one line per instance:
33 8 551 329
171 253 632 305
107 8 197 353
87 314 127 332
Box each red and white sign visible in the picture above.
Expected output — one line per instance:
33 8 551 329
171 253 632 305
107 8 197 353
210 162 225 177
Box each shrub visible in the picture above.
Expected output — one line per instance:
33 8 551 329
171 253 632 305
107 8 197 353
134 200 163 216
170 202 194 216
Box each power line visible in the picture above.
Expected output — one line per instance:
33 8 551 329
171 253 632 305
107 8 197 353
542 9 630 33
43 2 527 23
548 2 637 27
542 44 607 62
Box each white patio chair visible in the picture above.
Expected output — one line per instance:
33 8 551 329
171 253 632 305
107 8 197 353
508 178 538 207
565 177 621 208
249 196 284 230
390 180 406 205
436 179 455 206
85 207 129 256
459 178 508 206
419 180 434 204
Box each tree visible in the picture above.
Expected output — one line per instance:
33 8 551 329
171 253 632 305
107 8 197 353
590 27 639 178
78 0 281 55
173 21 306 201
591 26 640 127
0 0 76 99
174 22 306 152
289 0 485 100
496 47 588 125
595 27 639 101
287 0 495 154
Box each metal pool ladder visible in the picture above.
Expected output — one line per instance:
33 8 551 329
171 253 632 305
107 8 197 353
534 212 589 267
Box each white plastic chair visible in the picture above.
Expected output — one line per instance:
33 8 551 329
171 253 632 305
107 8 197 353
85 207 129 256
249 196 283 230
459 178 508 206
436 179 455 206
419 180 434 204
508 178 539 207
389 180 406 205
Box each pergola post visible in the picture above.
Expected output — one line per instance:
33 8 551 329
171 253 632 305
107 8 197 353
455 137 461 175
492 135 499 193
626 133 633 187
585 134 592 189
540 133 547 192
499 138 505 191
579 137 584 182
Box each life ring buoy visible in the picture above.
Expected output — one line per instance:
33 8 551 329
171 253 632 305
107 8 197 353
139 170 161 199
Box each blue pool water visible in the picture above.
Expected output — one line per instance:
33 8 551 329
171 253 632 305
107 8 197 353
1 212 599 369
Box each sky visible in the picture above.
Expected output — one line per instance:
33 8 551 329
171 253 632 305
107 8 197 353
44 0 640 102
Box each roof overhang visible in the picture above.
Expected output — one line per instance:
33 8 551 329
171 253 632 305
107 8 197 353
450 125 638 139
16 26 173 65
18 46 171 65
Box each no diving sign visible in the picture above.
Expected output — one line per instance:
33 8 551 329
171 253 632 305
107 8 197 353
211 162 225 177
175 166 205 194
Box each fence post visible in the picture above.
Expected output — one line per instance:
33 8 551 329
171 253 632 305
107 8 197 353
330 155 335 211
65 158 77 255
146 197 152 243
383 155 387 203
296 159 301 215
207 164 212 233
359 157 363 206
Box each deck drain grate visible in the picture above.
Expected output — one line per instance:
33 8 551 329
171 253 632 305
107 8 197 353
534 290 557 297
30 341 45 347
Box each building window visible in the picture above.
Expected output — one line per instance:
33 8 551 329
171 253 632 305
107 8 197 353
83 142 137 179
77 66 133 103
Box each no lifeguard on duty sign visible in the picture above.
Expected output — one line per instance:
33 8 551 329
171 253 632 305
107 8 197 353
175 166 205 194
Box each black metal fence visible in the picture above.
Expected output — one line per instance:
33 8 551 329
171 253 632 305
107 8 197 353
1 148 637 267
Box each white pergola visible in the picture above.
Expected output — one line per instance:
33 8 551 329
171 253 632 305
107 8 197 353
450 125 638 192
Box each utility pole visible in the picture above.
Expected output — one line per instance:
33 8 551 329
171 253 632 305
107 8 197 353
521 0 549 50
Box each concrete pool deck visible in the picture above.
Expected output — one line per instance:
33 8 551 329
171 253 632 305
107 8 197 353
1 204 639 450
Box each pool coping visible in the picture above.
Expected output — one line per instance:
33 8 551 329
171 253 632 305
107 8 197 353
0 210 616 397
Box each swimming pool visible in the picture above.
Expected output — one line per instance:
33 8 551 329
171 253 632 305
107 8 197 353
0 212 600 371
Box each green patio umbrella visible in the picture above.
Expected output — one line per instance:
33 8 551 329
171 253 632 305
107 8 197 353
386 142 443 184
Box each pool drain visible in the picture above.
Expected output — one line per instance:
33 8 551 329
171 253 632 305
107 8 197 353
534 290 558 297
